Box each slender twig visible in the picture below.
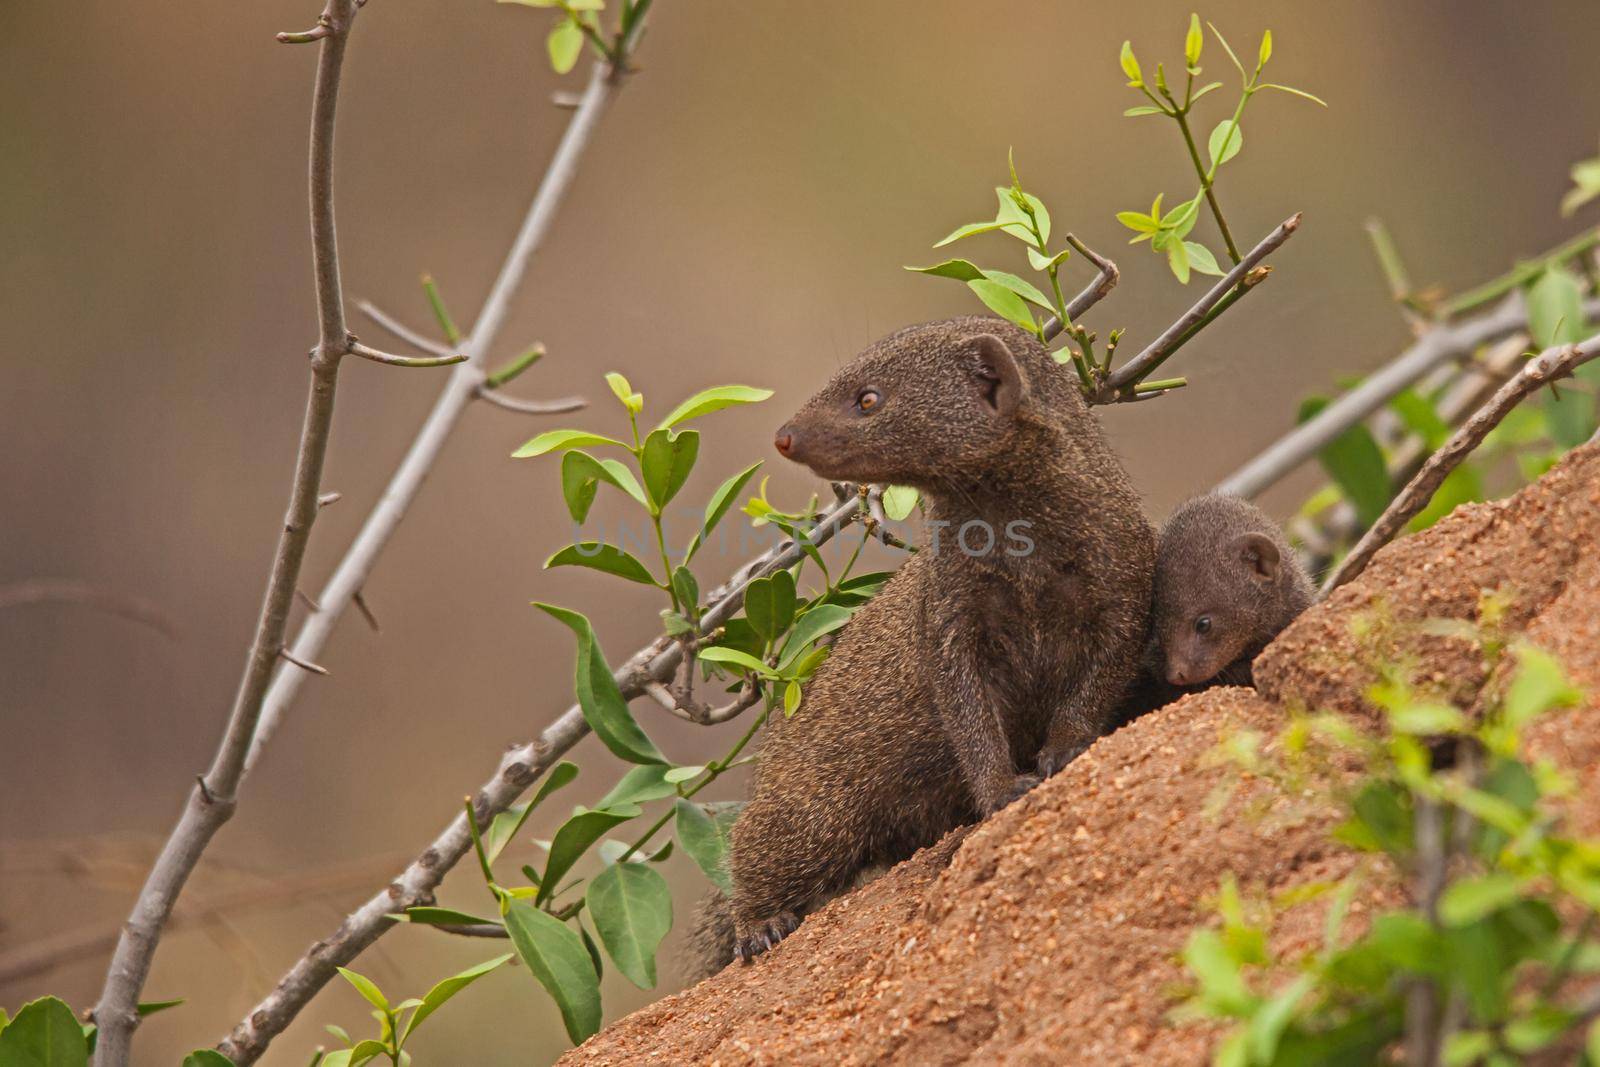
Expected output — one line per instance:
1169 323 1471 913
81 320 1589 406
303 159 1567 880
91 3 365 1059
244 30 645 775
1325 333 1600 593
347 339 466 368
474 385 588 415
0 579 176 638
1405 796 1446 1066
355 301 455 357
1096 214 1300 400
1215 293 1535 499
1441 227 1600 318
1040 234 1120 339
215 494 865 1064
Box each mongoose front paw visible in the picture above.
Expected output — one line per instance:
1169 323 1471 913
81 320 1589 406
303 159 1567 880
982 773 1042 815
1036 741 1090 779
734 911 801 964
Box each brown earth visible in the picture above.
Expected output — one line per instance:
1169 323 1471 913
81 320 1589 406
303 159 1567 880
560 443 1600 1067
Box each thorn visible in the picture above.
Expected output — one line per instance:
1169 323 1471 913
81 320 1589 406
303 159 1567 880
276 18 333 44
318 491 343 508
279 646 329 676
196 775 215 803
353 589 381 633
295 588 322 612
551 91 584 110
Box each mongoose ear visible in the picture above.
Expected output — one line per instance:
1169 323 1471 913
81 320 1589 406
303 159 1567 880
1233 532 1281 582
969 334 1027 418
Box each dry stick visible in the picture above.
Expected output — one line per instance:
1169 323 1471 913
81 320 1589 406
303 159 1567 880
0 854 408 986
474 385 588 415
1039 233 1121 340
215 494 864 1064
244 39 639 774
91 2 376 1060
0 579 176 638
355 299 455 358
1214 292 1539 499
1097 213 1301 400
1324 333 1600 593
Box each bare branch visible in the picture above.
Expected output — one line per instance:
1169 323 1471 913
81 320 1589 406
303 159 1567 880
1325 333 1600 593
92 4 365 1057
1096 213 1300 400
347 339 466 368
245 33 647 774
474 385 588 415
1041 234 1121 340
217 494 865 1064
355 300 455 358
1214 292 1575 499
0 579 176 639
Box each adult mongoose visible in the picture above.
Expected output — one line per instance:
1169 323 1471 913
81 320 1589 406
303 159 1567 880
1148 492 1314 689
724 315 1154 963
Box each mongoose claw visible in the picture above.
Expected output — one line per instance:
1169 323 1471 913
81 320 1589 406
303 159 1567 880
1036 742 1089 779
734 911 801 964
983 773 1042 815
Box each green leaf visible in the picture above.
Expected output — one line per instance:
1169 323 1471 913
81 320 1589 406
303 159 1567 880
698 645 778 678
512 429 626 459
640 428 699 511
1192 81 1224 102
675 798 740 893
503 901 602 1044
1166 240 1191 284
1388 389 1451 449
979 269 1054 311
993 187 1050 245
545 543 658 586
547 17 584 74
777 604 852 669
181 1053 235 1067
1257 28 1272 68
604 372 643 414
656 385 774 431
671 566 698 613
1185 13 1203 67
663 765 703 783
1439 874 1523 926
1299 396 1391 526
585 862 674 989
484 761 579 865
904 259 985 281
1527 266 1585 349
559 450 647 522
397 906 501 927
783 679 802 716
1562 153 1600 217
1119 40 1142 84
0 998 87 1067
336 968 388 1012
597 764 679 809
933 220 1022 248
1259 83 1328 106
1123 105 1164 117
534 604 665 765
1388 702 1468 735
400 954 513 1044
1247 973 1312 1062
743 570 797 644
539 804 643 905
686 461 762 561
966 278 1037 334
881 485 918 521
1182 929 1255 1016
1184 242 1224 277
1503 646 1581 728
1162 195 1201 238
1116 210 1158 234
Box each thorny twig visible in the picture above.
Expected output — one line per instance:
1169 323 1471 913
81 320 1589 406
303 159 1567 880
1325 332 1600 593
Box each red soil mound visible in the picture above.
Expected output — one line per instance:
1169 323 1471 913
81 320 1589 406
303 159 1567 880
561 443 1600 1066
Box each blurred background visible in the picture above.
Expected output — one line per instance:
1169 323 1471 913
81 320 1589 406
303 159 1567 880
3 0 1599 1062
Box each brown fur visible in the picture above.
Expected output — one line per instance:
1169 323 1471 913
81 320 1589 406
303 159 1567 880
1149 493 1313 691
723 316 1154 965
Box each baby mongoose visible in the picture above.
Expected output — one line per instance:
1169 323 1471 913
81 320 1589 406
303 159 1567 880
726 316 1154 964
1150 493 1314 689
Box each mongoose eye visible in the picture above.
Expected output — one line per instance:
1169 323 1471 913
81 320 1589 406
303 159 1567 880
856 388 882 413
1194 615 1212 635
